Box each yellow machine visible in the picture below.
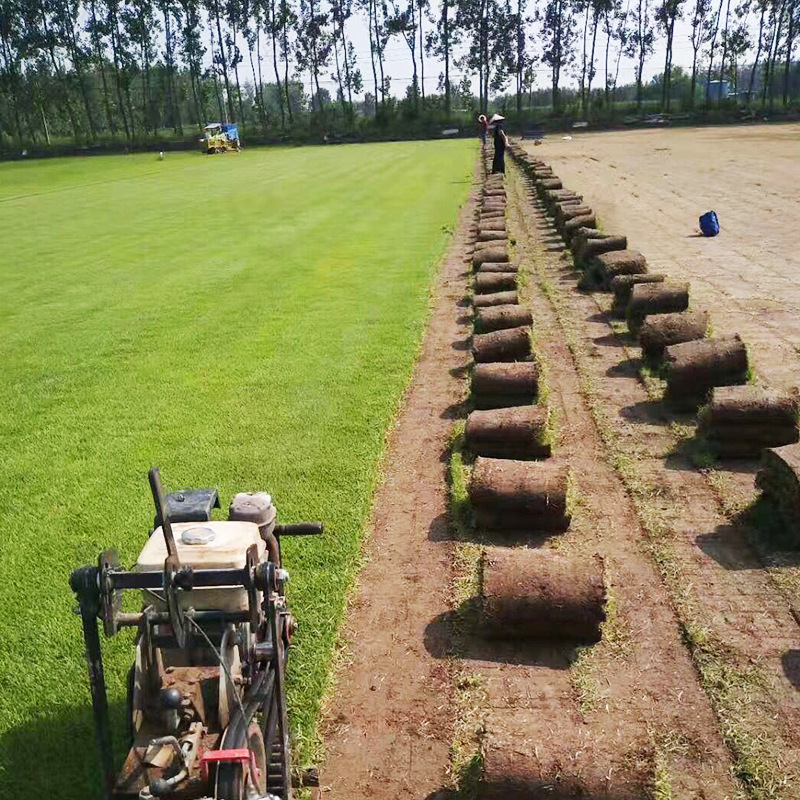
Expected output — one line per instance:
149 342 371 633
201 123 240 154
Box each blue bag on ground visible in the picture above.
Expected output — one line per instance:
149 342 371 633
699 211 720 237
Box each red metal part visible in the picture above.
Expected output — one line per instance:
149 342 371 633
200 748 251 783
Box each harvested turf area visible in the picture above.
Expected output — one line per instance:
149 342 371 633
0 140 475 798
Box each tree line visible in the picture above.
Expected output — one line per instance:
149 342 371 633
0 0 798 146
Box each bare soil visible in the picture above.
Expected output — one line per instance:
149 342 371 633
519 127 800 796
460 163 739 800
536 123 800 391
318 180 476 798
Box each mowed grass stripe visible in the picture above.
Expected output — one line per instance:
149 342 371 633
0 140 475 797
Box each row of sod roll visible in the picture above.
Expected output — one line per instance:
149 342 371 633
453 142 629 799
507 139 800 557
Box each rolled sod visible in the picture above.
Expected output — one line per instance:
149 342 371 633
465 406 551 459
756 444 800 537
698 387 799 457
664 335 749 409
472 326 532 363
480 548 605 639
480 218 506 230
626 282 690 332
472 363 538 408
484 189 506 198
593 249 648 287
469 457 572 531
543 189 582 209
473 291 519 308
475 304 532 333
639 310 709 358
476 262 518 274
474 239 510 253
574 233 627 262
532 169 554 180
554 203 593 225
474 247 511 268
477 230 508 242
563 213 598 241
480 714 653 800
571 226 608 252
702 386 799 426
611 274 665 313
538 177 563 191
475 272 517 293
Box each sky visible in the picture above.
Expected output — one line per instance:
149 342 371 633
271 9 718 101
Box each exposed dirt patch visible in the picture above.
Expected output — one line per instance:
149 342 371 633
515 139 800 796
318 179 477 798
452 161 739 799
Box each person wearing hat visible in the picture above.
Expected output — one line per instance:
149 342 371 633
490 114 508 174
477 114 489 145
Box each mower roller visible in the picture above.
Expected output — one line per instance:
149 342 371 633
70 467 323 800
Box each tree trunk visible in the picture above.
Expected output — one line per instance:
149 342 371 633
334 39 346 113
270 0 285 127
604 12 611 103
440 0 449 113
580 3 589 111
368 0 380 113
419 0 425 102
718 0 732 92
782 3 795 105
705 0 724 103
41 11 81 140
213 0 236 121
209 21 227 120
748 4 766 102
61 0 98 139
91 0 117 133
281 5 293 121
108 4 132 139
587 8 599 110
341 14 353 108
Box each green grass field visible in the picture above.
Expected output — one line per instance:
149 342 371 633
0 140 475 798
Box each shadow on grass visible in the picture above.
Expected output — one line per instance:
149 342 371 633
0 699 128 800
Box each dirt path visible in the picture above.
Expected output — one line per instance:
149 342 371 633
319 182 476 798
512 138 800 796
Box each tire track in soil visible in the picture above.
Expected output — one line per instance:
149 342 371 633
467 162 738 799
508 154 800 795
319 176 477 799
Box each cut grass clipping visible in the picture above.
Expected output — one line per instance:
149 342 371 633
0 140 475 798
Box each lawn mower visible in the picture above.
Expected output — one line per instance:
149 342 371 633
201 123 240 154
70 467 322 800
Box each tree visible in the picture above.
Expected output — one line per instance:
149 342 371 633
625 0 656 108
425 0 458 113
656 0 683 110
688 0 712 105
538 0 576 112
386 0 419 110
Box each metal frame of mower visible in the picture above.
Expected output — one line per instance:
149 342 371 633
70 468 322 800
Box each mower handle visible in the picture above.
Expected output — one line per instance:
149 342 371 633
275 522 324 537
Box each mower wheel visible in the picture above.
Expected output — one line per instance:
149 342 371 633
215 722 267 800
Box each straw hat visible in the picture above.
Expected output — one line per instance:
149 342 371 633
489 114 505 123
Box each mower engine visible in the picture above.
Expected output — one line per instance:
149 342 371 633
70 468 322 800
